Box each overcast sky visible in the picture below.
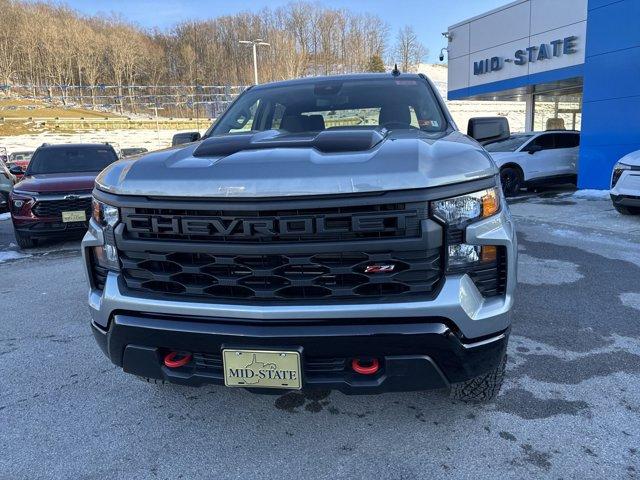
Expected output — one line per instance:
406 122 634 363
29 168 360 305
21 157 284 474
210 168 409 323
64 0 509 62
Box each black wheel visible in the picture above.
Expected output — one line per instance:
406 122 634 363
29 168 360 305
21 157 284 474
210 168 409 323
14 229 36 249
450 353 506 403
500 167 523 197
614 204 640 215
0 192 8 212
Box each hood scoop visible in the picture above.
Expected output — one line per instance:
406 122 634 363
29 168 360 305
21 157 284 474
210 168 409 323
193 129 387 157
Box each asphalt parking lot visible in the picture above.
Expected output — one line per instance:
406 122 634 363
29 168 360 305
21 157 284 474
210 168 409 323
1 190 640 479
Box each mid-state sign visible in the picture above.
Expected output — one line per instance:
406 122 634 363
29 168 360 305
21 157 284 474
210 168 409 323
473 36 579 76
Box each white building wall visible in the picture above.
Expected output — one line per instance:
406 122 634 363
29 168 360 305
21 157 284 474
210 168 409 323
447 0 587 96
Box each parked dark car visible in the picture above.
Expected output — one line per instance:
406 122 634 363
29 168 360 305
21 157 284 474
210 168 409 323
120 147 148 158
9 143 119 248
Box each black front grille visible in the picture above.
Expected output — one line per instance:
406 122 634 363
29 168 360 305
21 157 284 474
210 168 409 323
121 202 426 244
467 247 507 297
32 197 92 219
193 353 347 375
89 251 108 290
120 249 442 302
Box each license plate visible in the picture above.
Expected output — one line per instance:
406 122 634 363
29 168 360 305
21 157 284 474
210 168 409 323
62 210 86 223
222 349 301 390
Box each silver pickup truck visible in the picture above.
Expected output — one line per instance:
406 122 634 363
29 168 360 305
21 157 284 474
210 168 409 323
82 72 517 402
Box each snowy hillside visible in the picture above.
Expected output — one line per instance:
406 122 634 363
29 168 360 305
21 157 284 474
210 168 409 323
0 64 533 154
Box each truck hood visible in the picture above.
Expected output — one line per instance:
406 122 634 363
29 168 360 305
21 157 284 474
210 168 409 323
15 172 98 193
96 130 497 198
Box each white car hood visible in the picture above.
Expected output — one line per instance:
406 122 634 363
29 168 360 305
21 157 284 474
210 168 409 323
619 150 640 167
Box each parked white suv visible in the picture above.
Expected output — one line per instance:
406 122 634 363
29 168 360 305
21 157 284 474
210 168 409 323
485 131 580 196
611 150 640 215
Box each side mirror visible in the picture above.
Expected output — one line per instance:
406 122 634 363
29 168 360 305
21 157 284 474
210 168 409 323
172 132 202 146
467 117 510 145
9 165 23 175
527 144 543 154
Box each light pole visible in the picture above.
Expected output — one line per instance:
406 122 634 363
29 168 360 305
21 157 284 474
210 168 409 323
239 39 270 84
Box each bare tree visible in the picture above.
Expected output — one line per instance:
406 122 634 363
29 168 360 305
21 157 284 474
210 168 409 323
0 0 411 114
394 25 427 73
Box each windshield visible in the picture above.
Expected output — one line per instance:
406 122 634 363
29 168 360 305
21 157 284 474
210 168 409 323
10 152 33 162
485 135 534 152
208 77 447 136
27 146 118 175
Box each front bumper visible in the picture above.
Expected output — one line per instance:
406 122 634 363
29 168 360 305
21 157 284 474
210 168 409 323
13 218 88 238
611 169 640 204
611 194 640 208
92 313 509 393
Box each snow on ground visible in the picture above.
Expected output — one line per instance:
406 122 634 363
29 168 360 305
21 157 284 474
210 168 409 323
571 189 611 199
508 188 640 240
0 212 10 221
0 249 30 263
619 292 640 311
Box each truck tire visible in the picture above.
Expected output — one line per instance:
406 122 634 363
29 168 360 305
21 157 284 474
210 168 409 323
500 167 523 197
0 192 8 212
450 353 506 403
14 230 36 249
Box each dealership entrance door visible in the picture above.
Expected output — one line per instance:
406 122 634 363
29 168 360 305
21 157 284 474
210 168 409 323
532 88 583 132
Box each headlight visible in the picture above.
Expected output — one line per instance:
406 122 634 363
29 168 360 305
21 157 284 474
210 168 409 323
10 190 35 214
92 198 119 227
611 162 631 189
431 187 500 226
91 198 120 272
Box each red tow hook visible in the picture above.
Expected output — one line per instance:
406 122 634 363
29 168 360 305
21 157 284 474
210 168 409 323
163 351 192 369
351 358 380 375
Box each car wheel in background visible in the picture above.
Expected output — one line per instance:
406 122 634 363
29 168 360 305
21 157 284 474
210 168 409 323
14 229 37 249
500 166 523 197
614 204 640 215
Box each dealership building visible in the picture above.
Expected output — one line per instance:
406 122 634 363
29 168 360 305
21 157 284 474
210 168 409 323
446 0 639 189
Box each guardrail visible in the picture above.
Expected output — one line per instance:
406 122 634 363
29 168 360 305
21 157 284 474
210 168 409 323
0 115 365 130
0 116 215 130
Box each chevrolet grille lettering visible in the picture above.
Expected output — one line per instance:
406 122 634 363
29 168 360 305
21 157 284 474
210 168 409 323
125 213 413 238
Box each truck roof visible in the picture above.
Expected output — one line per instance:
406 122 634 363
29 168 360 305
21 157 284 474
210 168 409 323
38 143 114 149
252 72 424 90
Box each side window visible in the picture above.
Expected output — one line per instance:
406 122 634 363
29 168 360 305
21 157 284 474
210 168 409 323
227 99 260 133
555 133 580 148
528 134 555 151
409 106 419 128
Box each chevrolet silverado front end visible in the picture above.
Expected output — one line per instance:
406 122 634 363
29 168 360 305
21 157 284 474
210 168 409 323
82 73 517 402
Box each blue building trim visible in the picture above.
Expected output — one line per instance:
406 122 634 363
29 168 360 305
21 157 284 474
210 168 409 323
448 64 584 100
578 0 640 189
